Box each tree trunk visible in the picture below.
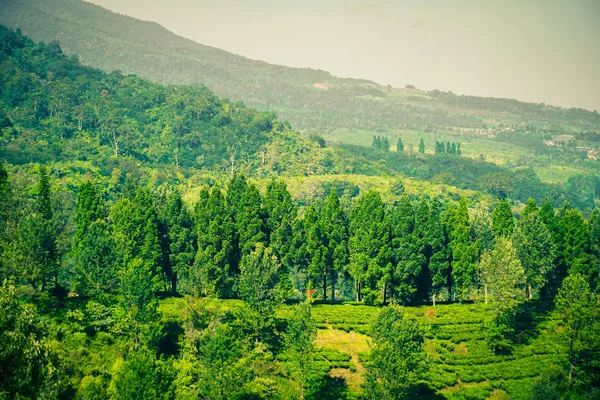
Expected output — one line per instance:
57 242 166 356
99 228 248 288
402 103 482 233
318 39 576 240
171 272 177 293
322 271 327 301
382 282 387 304
331 279 335 302
433 292 436 307
528 284 533 300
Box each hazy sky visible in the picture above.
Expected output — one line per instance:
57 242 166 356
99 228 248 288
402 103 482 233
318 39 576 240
88 0 600 111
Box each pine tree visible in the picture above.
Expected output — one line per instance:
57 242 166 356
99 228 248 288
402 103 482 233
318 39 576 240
522 197 538 218
264 180 297 277
513 212 554 299
396 137 404 152
73 181 116 297
418 138 425 154
560 209 591 278
428 199 451 305
158 189 196 293
111 187 165 291
74 220 117 297
193 185 236 297
304 204 327 300
456 143 462 155
381 136 390 151
414 198 432 301
390 196 423 305
235 183 266 256
492 199 514 238
29 166 58 291
446 198 477 301
349 190 390 303
320 189 349 301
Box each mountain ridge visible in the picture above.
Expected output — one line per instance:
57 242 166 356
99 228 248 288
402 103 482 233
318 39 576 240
1 0 598 135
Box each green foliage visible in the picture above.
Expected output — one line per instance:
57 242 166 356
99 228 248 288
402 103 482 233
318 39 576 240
193 185 236 297
447 198 478 301
396 137 404 152
479 237 525 306
284 302 321 399
513 212 554 298
0 279 65 399
110 348 174 400
238 243 285 343
555 273 600 390
492 199 514 238
349 190 390 303
364 306 427 399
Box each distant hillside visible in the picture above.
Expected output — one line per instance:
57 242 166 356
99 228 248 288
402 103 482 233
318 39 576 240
0 25 597 209
0 26 350 177
1 0 599 134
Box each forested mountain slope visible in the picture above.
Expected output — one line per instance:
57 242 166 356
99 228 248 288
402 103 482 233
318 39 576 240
0 26 598 210
1 0 599 134
0 26 349 176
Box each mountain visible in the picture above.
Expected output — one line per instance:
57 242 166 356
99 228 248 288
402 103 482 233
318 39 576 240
1 25 598 209
0 25 354 178
1 0 599 135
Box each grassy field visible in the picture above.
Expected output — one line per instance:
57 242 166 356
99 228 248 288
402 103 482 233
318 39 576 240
158 298 565 399
320 128 595 184
181 174 495 210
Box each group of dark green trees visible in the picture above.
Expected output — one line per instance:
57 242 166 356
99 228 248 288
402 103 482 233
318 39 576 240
434 141 461 155
2 163 598 309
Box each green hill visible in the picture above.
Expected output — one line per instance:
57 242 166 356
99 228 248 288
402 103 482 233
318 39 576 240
0 25 598 209
1 0 599 191
1 0 599 134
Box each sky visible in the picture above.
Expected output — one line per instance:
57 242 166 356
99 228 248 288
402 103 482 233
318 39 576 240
87 0 600 111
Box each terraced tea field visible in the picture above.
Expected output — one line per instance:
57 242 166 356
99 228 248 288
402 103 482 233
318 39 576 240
159 298 566 399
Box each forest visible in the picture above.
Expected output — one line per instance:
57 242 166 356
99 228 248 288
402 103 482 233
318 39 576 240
1 161 599 399
0 22 599 400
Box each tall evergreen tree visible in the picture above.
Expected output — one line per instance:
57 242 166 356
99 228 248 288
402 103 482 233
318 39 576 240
560 208 591 278
389 196 423 304
418 138 425 154
396 137 404 152
492 199 514 238
111 187 164 291
522 197 538 218
264 180 297 274
158 189 196 293
428 199 451 305
72 181 116 297
414 198 432 301
446 198 477 301
304 204 327 300
381 136 390 151
349 190 390 303
193 185 236 297
513 212 554 299
23 166 59 291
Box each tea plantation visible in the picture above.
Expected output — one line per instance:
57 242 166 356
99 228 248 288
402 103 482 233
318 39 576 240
159 298 566 399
